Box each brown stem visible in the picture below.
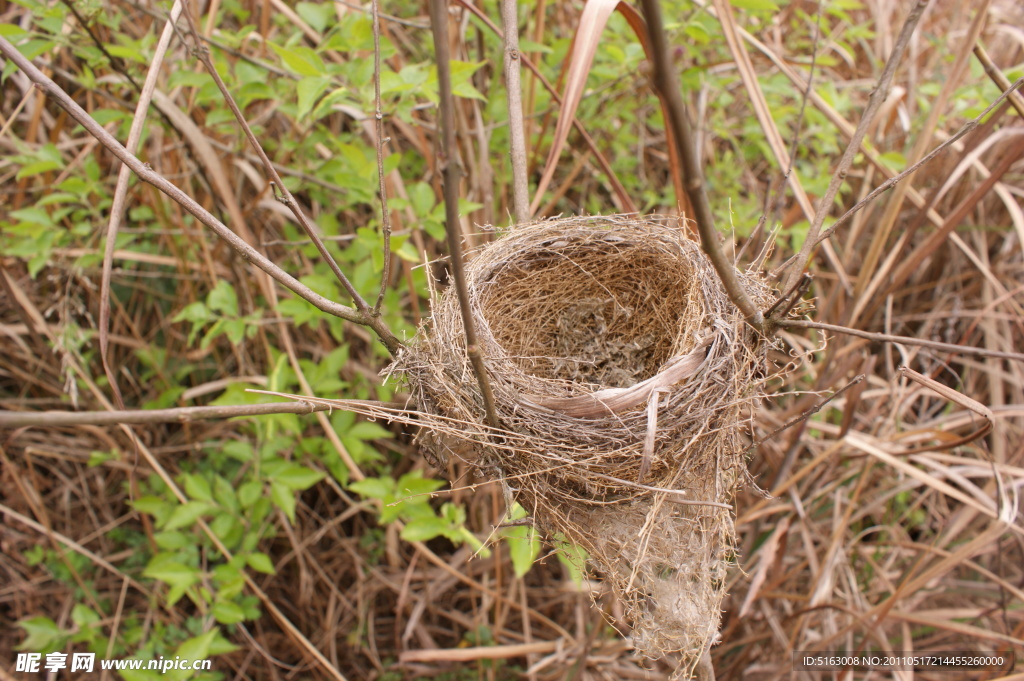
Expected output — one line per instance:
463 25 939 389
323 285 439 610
501 0 530 225
638 0 763 330
0 402 331 428
178 1 376 318
429 0 500 428
778 319 1024 363
371 0 393 314
974 44 1024 118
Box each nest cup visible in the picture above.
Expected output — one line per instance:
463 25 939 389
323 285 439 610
398 215 770 672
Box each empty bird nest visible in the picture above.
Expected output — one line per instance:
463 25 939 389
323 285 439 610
387 215 776 674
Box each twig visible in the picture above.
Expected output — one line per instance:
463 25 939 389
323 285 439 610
781 0 929 293
428 0 500 429
778 319 1024 363
810 77 1024 249
973 44 1024 118
0 35 402 356
746 375 865 455
178 1 379 320
0 402 332 428
501 0 530 225
370 0 392 314
638 0 763 330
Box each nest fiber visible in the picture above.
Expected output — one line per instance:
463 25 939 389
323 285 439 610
397 215 770 672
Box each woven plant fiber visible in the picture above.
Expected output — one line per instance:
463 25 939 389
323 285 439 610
395 215 772 675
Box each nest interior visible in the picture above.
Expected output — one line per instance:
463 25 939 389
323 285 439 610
397 216 772 673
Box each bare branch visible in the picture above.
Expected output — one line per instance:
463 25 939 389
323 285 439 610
810 77 1024 249
638 0 763 330
0 402 333 429
746 375 865 455
501 0 530 225
780 0 929 292
177 1 378 318
0 35 403 356
778 319 1024 363
371 0 393 314
429 0 500 429
974 44 1024 118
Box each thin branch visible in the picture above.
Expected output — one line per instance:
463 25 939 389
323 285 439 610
746 374 865 455
973 44 1024 118
778 319 1024 363
781 0 929 292
810 77 1024 249
0 402 332 428
638 0 763 330
371 0 392 314
501 0 530 225
178 1 376 318
429 0 500 428
0 35 402 356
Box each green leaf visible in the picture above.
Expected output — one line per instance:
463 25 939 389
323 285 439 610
396 472 445 499
730 0 779 10
247 552 276 575
349 476 395 501
879 151 906 170
504 524 540 578
269 42 326 77
297 1 334 32
238 480 262 508
449 60 487 101
223 440 255 462
296 75 333 120
400 515 449 542
71 605 100 628
163 500 215 531
165 629 236 681
212 600 247 625
16 160 63 180
183 473 213 503
553 535 588 586
0 23 28 37
207 280 239 316
213 475 239 513
17 616 67 651
272 464 325 491
154 531 192 550
171 301 210 325
143 557 200 593
270 480 296 523
347 421 392 441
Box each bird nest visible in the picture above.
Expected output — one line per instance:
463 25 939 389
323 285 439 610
393 215 772 674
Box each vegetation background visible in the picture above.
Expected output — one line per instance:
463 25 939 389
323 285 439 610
1 0 1022 679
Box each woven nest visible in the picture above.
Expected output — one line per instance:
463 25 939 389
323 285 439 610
394 215 772 674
